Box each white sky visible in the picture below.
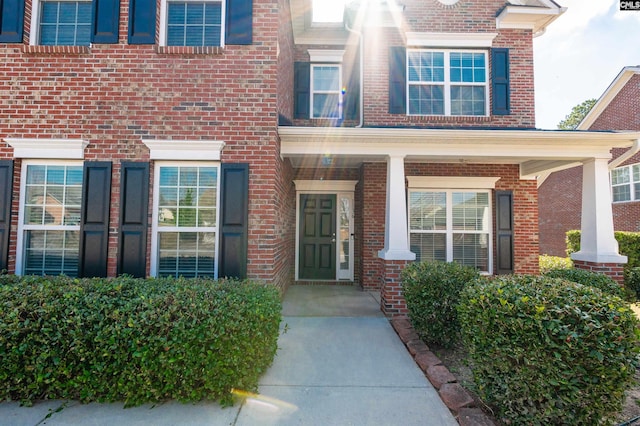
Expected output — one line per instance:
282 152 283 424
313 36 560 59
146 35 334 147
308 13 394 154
534 0 640 129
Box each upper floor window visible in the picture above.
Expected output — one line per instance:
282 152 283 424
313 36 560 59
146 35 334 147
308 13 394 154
161 0 224 46
311 64 342 119
38 0 92 46
407 50 488 117
611 164 640 203
312 0 346 23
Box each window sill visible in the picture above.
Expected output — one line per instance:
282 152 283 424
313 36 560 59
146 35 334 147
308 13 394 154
155 46 223 55
407 114 492 123
22 45 91 55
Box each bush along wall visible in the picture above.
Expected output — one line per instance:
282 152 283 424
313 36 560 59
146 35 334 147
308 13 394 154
458 275 639 425
0 275 282 407
401 260 480 348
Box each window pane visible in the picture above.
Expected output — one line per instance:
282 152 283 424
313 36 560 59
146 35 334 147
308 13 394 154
453 233 488 271
313 66 340 91
167 1 222 46
313 93 340 118
158 232 215 278
450 86 485 116
613 185 631 202
39 1 91 46
410 233 446 263
452 192 489 231
408 52 444 83
612 167 630 185
409 192 446 230
450 52 485 83
408 85 444 115
24 230 79 276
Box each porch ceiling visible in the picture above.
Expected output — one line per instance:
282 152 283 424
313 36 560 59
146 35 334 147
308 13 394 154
278 127 640 179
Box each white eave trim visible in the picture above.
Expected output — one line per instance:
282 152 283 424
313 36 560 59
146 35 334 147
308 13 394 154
406 32 497 48
308 49 345 63
496 5 566 33
4 138 88 159
294 180 358 192
407 176 500 189
142 139 225 160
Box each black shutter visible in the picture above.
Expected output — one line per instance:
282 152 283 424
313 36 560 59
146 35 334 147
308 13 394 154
294 62 310 119
344 58 360 121
225 0 252 45
117 162 149 277
495 190 514 274
388 46 406 114
0 0 24 43
492 48 510 115
128 0 156 44
91 0 120 44
218 163 248 279
0 160 13 271
79 161 112 278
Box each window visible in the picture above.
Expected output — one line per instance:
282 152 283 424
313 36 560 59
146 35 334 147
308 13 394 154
17 162 83 276
407 50 487 116
611 164 640 203
152 163 219 278
409 190 491 273
38 0 92 46
311 64 342 119
312 0 346 23
162 0 224 46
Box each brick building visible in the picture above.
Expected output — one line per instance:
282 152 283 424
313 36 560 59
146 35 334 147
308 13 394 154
539 66 640 257
1 0 638 315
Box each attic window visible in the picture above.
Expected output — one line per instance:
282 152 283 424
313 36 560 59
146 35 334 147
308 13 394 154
312 0 347 23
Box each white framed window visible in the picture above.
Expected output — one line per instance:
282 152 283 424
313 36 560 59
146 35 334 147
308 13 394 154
407 49 488 116
160 0 225 46
16 161 83 276
409 189 492 273
311 64 342 119
311 0 346 24
151 162 220 278
30 0 92 46
611 163 640 203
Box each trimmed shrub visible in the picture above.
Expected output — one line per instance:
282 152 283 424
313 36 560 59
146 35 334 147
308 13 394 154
567 230 640 270
543 267 625 299
458 275 639 425
625 267 640 299
401 261 480 347
0 275 281 407
539 255 572 273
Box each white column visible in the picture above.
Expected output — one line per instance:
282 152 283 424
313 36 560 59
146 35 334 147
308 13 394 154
378 155 416 261
571 158 627 264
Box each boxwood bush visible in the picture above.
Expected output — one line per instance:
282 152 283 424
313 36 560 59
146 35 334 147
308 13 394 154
543 267 625 299
539 255 572 273
0 275 281 407
458 275 639 425
401 260 480 347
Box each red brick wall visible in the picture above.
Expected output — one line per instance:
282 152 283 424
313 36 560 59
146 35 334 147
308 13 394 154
0 0 294 286
359 163 387 289
590 74 640 132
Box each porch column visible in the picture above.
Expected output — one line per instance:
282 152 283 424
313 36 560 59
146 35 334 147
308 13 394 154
378 155 415 317
571 158 627 283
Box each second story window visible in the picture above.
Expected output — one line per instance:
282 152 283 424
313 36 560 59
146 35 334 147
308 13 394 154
407 50 488 117
38 0 91 46
611 164 640 203
162 0 224 46
311 64 342 119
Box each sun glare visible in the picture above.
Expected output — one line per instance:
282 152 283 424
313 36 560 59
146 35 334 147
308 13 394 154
312 0 348 23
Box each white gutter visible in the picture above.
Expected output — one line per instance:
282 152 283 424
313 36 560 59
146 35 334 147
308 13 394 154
345 22 364 128
609 139 640 170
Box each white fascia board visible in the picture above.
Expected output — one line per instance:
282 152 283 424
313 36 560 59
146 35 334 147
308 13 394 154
294 180 357 192
142 139 225 160
4 138 89 159
496 6 566 33
308 49 345 63
406 32 497 48
407 176 500 189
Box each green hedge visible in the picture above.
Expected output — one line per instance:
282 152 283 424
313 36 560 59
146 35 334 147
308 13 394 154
0 275 282 407
567 230 640 270
458 275 639 425
543 267 625 299
539 255 572 273
401 261 480 347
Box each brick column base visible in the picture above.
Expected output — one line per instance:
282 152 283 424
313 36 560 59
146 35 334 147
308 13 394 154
380 259 411 318
573 260 625 286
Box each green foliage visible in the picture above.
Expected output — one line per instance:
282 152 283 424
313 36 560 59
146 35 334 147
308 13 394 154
557 98 596 130
458 275 639 425
625 267 640 299
543 267 625 299
401 261 480 347
0 275 281 407
539 255 572 273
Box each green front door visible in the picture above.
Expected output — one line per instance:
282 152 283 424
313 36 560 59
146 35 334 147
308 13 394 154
299 194 336 280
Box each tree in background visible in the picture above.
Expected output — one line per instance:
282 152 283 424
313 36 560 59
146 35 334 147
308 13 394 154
557 98 597 130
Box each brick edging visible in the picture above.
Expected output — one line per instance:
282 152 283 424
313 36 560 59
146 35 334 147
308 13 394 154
390 318 496 426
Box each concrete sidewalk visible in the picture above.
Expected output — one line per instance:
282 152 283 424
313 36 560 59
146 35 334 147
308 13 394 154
0 285 457 426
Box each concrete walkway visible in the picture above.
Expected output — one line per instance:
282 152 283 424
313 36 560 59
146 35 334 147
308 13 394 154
0 285 457 426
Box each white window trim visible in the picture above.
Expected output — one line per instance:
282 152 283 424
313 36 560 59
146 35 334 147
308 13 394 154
150 161 221 277
611 163 640 203
310 63 343 119
28 0 92 46
159 0 226 47
407 185 494 274
15 159 84 275
406 32 497 48
4 138 89 159
308 49 345 63
142 139 225 160
406 49 489 117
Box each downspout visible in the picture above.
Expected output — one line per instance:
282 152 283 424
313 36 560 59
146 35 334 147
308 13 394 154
345 22 364 128
608 139 640 170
